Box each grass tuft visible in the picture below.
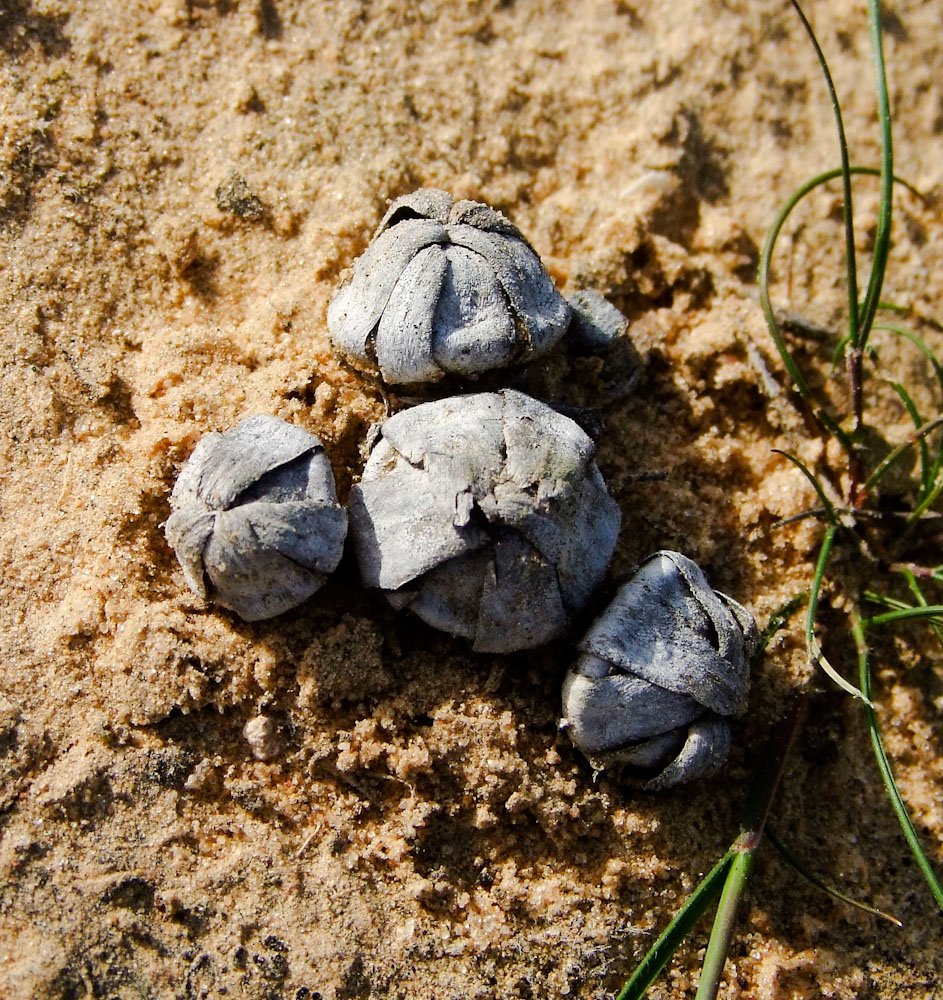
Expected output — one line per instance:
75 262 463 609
613 1 943 995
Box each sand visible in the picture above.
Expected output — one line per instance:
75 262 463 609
1 1 941 997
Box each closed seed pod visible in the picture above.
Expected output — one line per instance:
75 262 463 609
165 415 347 622
565 289 629 354
349 389 621 652
327 188 571 386
561 550 757 789
562 289 640 406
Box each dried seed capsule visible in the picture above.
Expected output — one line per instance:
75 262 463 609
349 389 621 652
562 289 640 405
327 188 571 386
565 289 629 354
561 551 757 789
165 415 347 622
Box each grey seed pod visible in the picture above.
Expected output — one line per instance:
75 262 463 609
565 290 640 404
566 289 628 354
165 415 347 622
561 550 757 789
349 389 621 652
327 188 571 386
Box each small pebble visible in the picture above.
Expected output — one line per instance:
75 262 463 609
243 715 281 761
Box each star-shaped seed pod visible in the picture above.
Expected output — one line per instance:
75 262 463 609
327 188 571 386
348 389 621 652
561 551 757 789
165 415 347 622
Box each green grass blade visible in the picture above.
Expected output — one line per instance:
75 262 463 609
831 331 854 367
807 524 873 702
873 323 943 398
857 0 894 350
899 567 943 649
759 173 831 404
927 439 943 498
864 415 943 493
862 590 912 612
758 163 922 440
789 0 859 346
692 696 808 1000
773 450 840 526
873 322 943 499
766 827 902 926
753 593 807 662
617 688 809 1000
905 471 943 532
876 301 911 313
930 450 943 494
861 604 943 628
888 381 931 492
694 852 755 1000
852 614 943 911
615 852 734 1000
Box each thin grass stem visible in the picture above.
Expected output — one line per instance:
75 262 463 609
775 507 943 530
861 604 943 628
773 509 829 529
851 614 943 911
857 0 894 352
766 827 902 926
880 332 943 492
876 301 910 313
862 591 912 612
773 450 839 526
788 0 859 350
864 414 943 493
899 567 943 649
888 382 931 492
616 610 807 1000
807 524 872 702
905 471 943 533
789 0 871 438
873 323 943 398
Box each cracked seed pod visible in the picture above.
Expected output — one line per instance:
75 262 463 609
165 415 347 622
561 551 757 789
327 188 571 385
349 389 621 652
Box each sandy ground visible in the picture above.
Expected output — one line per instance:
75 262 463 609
2 1 942 997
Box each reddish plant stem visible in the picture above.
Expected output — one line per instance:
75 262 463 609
736 692 808 854
847 343 867 506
